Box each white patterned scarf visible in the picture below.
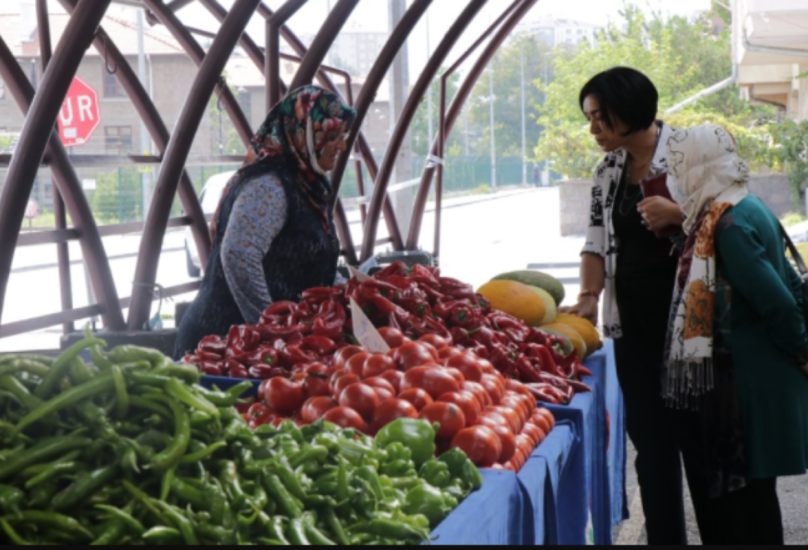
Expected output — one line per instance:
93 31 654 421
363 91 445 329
664 125 750 406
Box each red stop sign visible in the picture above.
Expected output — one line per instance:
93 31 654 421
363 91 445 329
58 76 101 148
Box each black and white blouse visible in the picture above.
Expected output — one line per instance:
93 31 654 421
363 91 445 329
581 122 674 338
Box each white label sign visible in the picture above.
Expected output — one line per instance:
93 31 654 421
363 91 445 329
348 266 373 282
350 298 390 354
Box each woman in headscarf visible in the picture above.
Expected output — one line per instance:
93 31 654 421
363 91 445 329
175 86 356 359
665 124 808 545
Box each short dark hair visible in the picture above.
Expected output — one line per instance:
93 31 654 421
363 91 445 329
579 67 659 135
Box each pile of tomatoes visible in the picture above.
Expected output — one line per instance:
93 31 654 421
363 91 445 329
245 330 556 473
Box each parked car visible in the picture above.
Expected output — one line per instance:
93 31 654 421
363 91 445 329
185 171 235 278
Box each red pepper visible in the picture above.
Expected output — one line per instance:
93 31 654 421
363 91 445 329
255 324 309 342
198 335 226 355
196 350 226 363
226 325 262 352
198 363 224 377
248 365 287 380
298 336 338 356
470 326 498 348
515 356 542 383
301 287 342 304
226 360 249 379
577 365 594 379
398 297 432 318
522 344 562 377
313 301 346 339
525 383 569 405
278 345 318 369
381 275 417 291
260 301 297 325
412 264 440 286
375 261 411 280
419 285 447 303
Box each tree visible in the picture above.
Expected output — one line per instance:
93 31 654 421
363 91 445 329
534 7 776 179
410 69 461 157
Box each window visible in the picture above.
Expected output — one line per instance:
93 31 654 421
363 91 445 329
103 69 126 98
0 79 6 101
105 126 133 154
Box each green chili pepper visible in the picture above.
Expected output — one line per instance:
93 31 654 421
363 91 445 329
14 374 115 436
141 526 182 545
323 507 350 546
287 517 311 546
303 514 337 546
35 337 106 398
179 441 226 465
90 520 125 546
155 501 200 545
264 474 303 519
121 480 170 526
336 456 350 504
225 381 255 399
108 345 166 367
0 434 91 481
0 359 51 379
24 461 81 490
356 465 385 501
145 395 191 472
388 476 422 492
271 461 308 502
111 365 129 419
0 517 30 545
152 363 202 385
165 378 219 417
0 485 23 515
95 505 145 536
288 445 329 469
3 511 94 543
353 518 430 543
194 386 239 408
381 459 416 478
160 466 177 502
68 356 94 386
129 395 171 418
0 375 43 412
88 337 114 370
52 464 119 511
269 516 291 546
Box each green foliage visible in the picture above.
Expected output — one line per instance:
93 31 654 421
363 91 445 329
410 70 462 157
534 6 778 179
770 120 808 204
781 212 808 227
92 169 144 224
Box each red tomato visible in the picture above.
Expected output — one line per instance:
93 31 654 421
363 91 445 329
501 396 530 425
446 353 484 383
249 407 281 429
438 346 462 361
339 384 381 422
488 423 517 464
516 433 536 456
379 327 407 349
380 370 404 393
419 334 452 349
451 426 502 468
481 374 505 406
444 367 466 387
264 377 306 415
362 355 395 379
395 342 438 372
333 346 364 371
398 388 434 412
418 341 441 362
345 353 371 378
420 402 467 440
401 367 460 400
363 377 397 402
332 374 361 400
257 379 271 403
511 393 537 416
505 380 533 399
477 359 496 375
303 363 332 398
536 408 556 431
301 397 338 424
464 381 493 409
522 423 547 448
247 402 267 420
438 391 482 426
529 413 552 436
323 407 367 433
371 399 419 435
480 412 515 435
492 406 523 434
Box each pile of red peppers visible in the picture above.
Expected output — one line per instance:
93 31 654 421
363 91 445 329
184 262 591 405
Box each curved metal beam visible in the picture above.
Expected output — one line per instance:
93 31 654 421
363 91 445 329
0 1 125 331
58 0 212 270
359 0 489 262
407 0 538 250
289 0 360 91
128 0 262 330
144 0 254 148
328 0 434 254
267 0 307 110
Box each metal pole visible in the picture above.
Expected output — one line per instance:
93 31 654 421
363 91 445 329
389 0 413 239
37 0 75 335
0 2 125 331
426 11 433 145
128 0 262 330
137 10 153 220
520 40 527 186
266 0 307 111
489 61 496 191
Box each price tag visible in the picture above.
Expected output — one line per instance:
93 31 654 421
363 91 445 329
350 298 390 354
348 266 373 283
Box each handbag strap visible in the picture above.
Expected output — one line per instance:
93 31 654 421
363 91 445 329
780 223 808 278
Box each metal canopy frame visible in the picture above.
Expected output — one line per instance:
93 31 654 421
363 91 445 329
0 0 538 341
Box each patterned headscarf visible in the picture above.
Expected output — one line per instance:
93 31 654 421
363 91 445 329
664 125 750 407
211 86 356 243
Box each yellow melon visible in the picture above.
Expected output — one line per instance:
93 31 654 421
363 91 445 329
527 286 558 325
478 280 546 327
555 313 602 357
542 323 588 359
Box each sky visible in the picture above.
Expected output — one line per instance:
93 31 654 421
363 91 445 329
6 0 713 76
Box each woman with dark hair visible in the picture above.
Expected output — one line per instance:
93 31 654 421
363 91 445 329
562 67 689 544
174 86 356 359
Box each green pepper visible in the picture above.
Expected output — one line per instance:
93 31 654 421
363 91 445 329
264 474 303 519
269 516 291 546
166 378 219 417
141 526 182 545
0 485 23 514
376 419 437 468
302 513 337 546
403 483 454 528
384 442 412 463
52 464 119 511
287 517 311 546
0 517 30 545
438 448 483 491
0 434 91 481
35 336 106 398
68 356 94 386
108 345 166 367
90 520 125 546
356 465 385 501
145 395 191 472
155 501 200 545
323 507 350 546
381 459 416 478
420 460 452 489
3 511 94 543
152 364 202 385
94 505 145 537
0 374 43 412
352 518 430 543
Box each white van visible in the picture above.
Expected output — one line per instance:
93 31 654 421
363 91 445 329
185 171 236 277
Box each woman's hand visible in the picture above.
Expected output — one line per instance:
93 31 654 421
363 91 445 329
638 197 683 232
559 296 599 325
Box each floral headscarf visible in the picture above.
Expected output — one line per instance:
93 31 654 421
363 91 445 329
664 125 750 407
211 86 356 243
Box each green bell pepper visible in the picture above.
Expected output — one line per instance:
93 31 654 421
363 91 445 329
419 460 452 489
376 419 436 468
402 483 454 529
438 448 483 492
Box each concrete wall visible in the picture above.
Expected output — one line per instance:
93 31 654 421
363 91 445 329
559 174 799 237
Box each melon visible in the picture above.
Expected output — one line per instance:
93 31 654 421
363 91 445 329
541 323 588 359
555 313 602 356
478 280 546 327
527 286 557 325
539 328 576 357
493 271 566 306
